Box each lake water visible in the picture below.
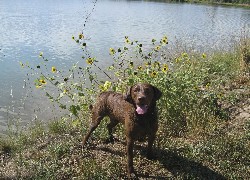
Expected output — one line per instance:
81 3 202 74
0 0 249 134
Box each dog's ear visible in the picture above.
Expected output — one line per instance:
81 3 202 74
153 86 162 101
124 86 133 103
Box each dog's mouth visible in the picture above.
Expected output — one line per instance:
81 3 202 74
136 104 148 115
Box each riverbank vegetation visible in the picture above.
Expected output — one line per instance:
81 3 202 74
150 0 250 7
0 35 250 179
186 0 249 4
192 0 250 7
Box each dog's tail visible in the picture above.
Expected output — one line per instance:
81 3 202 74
89 104 93 110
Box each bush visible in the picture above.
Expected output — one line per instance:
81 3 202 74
20 35 240 137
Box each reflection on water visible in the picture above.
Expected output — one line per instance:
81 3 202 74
0 0 249 133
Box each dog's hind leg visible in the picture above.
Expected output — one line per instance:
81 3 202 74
105 119 119 143
82 114 104 146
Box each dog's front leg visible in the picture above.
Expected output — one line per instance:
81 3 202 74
147 120 158 159
147 134 156 159
126 136 137 179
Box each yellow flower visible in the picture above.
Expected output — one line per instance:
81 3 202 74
163 64 168 68
151 71 158 77
39 52 43 58
182 52 188 58
202 53 207 59
129 61 134 67
51 66 57 73
193 86 199 90
161 36 168 44
154 46 161 51
63 89 68 93
79 33 84 39
217 93 223 99
137 66 143 70
99 85 105 91
36 84 42 88
162 64 168 73
39 79 46 84
125 36 131 44
86 57 94 65
19 62 24 68
109 48 116 55
104 81 112 90
99 81 112 91
175 58 180 63
125 38 130 44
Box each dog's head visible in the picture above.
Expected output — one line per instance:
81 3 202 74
124 83 162 115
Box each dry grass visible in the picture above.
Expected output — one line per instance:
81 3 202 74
0 88 249 179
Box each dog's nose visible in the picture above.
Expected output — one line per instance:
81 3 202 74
138 96 145 102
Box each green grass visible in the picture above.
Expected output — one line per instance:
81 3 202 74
1 37 250 179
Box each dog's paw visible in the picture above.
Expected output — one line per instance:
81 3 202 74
128 172 138 179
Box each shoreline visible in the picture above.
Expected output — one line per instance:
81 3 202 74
167 0 250 8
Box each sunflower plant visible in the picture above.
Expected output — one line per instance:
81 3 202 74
22 34 227 135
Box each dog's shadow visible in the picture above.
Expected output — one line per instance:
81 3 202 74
141 147 226 179
137 143 226 180
93 140 226 179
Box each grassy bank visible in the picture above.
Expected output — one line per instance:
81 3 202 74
1 37 250 179
188 0 250 7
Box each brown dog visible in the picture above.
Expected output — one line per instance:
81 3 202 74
82 83 162 178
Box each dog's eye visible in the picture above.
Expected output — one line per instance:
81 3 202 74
134 87 140 92
144 89 150 94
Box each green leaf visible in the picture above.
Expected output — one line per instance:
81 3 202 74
54 81 59 86
19 62 24 68
72 119 81 127
59 104 67 109
89 75 94 82
69 105 80 116
58 93 64 99
78 92 85 96
128 78 134 84
76 86 83 91
46 92 53 100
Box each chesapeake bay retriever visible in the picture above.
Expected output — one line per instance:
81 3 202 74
82 83 162 178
